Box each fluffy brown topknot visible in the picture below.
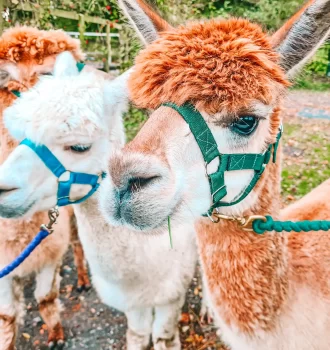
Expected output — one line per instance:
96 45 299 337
0 26 83 64
129 19 289 115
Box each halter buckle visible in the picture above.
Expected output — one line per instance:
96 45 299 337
206 211 220 223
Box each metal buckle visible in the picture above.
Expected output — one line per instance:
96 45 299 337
206 211 220 223
40 206 60 234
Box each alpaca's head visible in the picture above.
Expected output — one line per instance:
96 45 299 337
99 0 330 231
0 26 83 92
0 52 130 218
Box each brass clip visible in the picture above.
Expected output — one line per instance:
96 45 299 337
238 215 267 232
212 212 267 232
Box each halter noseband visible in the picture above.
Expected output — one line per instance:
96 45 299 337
20 139 105 207
162 102 282 217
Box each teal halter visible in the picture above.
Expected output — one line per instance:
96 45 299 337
13 62 105 207
20 139 105 207
163 103 282 217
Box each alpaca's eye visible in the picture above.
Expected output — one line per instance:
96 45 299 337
69 144 92 153
230 116 258 136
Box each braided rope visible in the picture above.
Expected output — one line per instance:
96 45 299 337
253 215 330 234
0 229 50 279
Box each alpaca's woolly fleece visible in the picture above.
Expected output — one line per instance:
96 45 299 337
0 26 83 64
4 73 106 145
129 19 290 117
0 26 83 93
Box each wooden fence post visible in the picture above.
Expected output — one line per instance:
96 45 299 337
105 22 111 73
79 14 85 48
0 0 4 35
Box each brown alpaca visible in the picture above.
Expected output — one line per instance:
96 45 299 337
95 1 330 349
0 27 91 349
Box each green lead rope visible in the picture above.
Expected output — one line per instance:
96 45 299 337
253 215 330 234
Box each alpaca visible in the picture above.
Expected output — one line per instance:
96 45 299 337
0 50 198 350
0 27 93 349
90 1 330 349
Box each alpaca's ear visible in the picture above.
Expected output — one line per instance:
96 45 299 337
270 0 315 48
276 0 330 79
53 51 79 77
118 0 172 45
0 69 10 87
103 67 132 116
103 68 134 147
0 62 20 87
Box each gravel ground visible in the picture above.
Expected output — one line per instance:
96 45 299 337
16 90 330 350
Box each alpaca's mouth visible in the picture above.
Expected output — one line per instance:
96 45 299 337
0 187 19 197
0 199 36 219
119 198 183 232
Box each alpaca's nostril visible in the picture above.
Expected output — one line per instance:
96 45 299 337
117 176 161 203
128 176 161 192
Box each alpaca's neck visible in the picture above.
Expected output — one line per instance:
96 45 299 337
197 156 288 335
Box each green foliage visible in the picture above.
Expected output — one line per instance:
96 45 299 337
304 43 330 76
230 0 304 30
4 0 330 88
124 106 148 141
155 0 305 28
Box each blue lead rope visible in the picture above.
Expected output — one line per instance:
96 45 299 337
0 229 50 278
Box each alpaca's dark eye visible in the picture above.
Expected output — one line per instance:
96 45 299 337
69 144 92 153
230 116 258 136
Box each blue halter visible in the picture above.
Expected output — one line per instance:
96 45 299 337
20 139 106 206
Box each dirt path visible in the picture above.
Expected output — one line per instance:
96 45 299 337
16 90 330 350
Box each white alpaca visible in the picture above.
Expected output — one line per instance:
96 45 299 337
0 51 197 350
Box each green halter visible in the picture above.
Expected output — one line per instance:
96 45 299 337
163 102 282 217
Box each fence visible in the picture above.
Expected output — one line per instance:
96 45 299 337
0 1 121 73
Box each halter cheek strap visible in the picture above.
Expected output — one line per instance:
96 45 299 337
162 102 282 216
20 139 105 207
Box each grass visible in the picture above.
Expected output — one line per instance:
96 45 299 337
281 120 330 204
292 75 330 92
